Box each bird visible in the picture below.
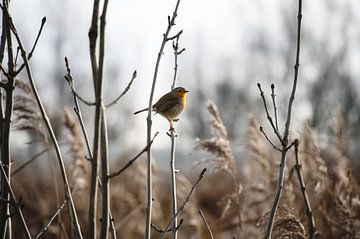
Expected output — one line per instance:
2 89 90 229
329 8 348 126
134 86 189 130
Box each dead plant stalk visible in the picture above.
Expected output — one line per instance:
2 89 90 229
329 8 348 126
145 0 182 238
260 0 308 238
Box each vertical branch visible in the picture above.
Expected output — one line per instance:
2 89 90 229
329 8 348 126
283 0 302 143
100 108 110 239
169 33 184 239
88 0 100 237
294 139 316 238
145 1 181 238
170 35 185 90
264 0 303 238
169 131 178 239
0 14 5 236
0 163 31 239
159 168 206 239
0 0 15 236
6 10 84 239
270 84 279 131
98 1 110 238
64 57 117 239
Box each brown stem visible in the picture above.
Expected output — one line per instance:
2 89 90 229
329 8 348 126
105 70 137 108
159 168 206 239
294 140 317 238
88 0 101 237
34 199 67 239
108 132 159 179
145 1 181 238
0 162 31 238
264 0 303 238
0 1 15 235
4 7 83 238
198 210 214 239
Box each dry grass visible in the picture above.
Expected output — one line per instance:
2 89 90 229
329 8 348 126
9 101 360 238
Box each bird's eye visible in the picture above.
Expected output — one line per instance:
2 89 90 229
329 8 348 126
177 89 181 92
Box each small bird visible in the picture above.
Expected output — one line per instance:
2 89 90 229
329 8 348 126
134 87 189 130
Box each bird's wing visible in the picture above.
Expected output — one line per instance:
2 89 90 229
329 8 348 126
154 97 181 114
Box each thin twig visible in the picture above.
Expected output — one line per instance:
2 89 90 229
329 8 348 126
105 70 137 108
4 7 84 238
166 30 183 41
145 1 181 238
199 210 215 239
264 0 303 238
169 26 185 239
64 57 93 160
294 139 317 239
151 219 183 234
108 132 159 178
65 57 117 238
259 126 281 152
159 168 206 239
0 162 31 239
270 84 279 131
34 199 67 239
257 83 282 143
64 74 95 106
15 17 46 75
171 34 185 91
286 140 297 151
11 148 49 176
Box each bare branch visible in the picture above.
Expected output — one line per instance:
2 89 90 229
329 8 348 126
198 210 214 239
108 132 159 178
34 199 67 239
171 34 185 90
257 83 282 143
286 140 297 151
11 148 49 176
294 139 317 238
64 66 96 106
145 0 182 238
159 168 206 239
0 162 31 238
105 70 137 108
259 126 281 152
151 219 183 234
64 57 94 160
65 56 117 238
4 7 84 238
15 17 46 75
264 0 303 238
270 84 279 131
166 30 183 42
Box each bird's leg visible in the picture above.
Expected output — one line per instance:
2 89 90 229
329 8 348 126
169 120 175 132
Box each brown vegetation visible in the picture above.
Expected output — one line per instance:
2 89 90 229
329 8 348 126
9 100 359 238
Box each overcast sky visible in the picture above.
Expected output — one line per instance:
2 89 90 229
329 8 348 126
8 0 360 158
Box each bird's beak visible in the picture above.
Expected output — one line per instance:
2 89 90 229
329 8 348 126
185 90 189 93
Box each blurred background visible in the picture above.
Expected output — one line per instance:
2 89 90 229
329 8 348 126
5 0 360 237
11 0 360 163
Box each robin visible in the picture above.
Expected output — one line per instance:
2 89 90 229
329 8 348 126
134 87 189 130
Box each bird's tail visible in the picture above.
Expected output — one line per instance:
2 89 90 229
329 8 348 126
133 108 148 115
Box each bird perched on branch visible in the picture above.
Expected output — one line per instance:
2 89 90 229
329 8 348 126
134 87 189 130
